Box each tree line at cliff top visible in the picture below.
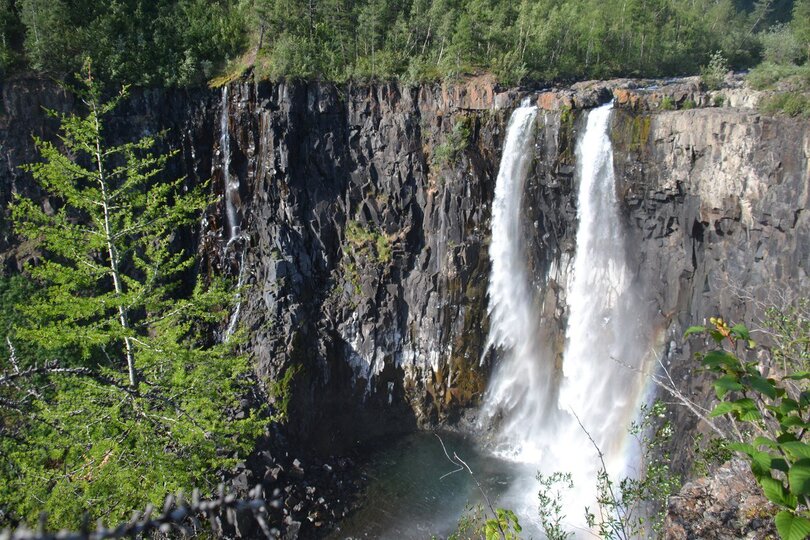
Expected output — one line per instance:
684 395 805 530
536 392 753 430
0 0 808 86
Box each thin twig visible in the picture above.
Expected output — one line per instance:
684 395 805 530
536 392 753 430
6 337 20 373
434 433 507 539
571 410 630 540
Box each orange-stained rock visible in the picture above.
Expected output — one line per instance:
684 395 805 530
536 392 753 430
614 88 640 109
536 92 573 110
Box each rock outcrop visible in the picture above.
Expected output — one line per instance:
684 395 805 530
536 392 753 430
219 80 519 453
665 459 777 540
0 74 807 472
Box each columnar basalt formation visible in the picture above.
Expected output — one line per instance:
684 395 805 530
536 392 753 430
0 76 807 466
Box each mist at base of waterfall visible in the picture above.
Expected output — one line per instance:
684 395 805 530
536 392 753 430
479 102 656 535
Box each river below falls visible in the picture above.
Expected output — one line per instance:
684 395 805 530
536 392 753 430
329 431 547 539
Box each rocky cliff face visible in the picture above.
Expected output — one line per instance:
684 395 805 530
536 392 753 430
218 78 520 453
612 98 809 469
1 75 807 465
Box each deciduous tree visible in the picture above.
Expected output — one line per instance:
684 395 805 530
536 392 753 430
0 63 263 528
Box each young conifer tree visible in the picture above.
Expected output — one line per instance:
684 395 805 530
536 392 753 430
1 61 263 527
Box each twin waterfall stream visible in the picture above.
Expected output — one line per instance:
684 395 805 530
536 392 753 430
480 102 655 536
225 96 660 538
336 102 660 539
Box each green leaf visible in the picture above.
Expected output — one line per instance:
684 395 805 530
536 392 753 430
729 441 756 456
780 399 800 415
760 476 792 507
702 350 741 372
714 375 743 398
782 416 810 429
751 450 778 476
782 442 810 460
710 401 738 417
740 408 763 422
754 436 779 450
731 397 760 421
730 323 751 341
789 459 810 496
775 511 810 540
779 432 801 444
743 375 778 399
684 325 706 337
785 372 810 381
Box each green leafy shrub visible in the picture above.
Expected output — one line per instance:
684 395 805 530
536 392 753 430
485 509 521 540
764 299 810 373
701 51 729 90
761 23 803 66
685 317 810 540
537 472 574 540
449 504 522 540
761 92 810 117
748 63 810 90
660 96 675 110
433 116 473 167
584 400 680 539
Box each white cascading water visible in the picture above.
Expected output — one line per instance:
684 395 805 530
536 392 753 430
220 86 240 242
481 102 653 534
220 86 246 339
479 105 558 461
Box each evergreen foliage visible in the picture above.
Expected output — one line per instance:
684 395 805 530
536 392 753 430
0 64 263 528
0 0 805 85
3 0 248 85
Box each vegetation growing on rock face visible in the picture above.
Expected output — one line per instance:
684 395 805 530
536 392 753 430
338 220 392 298
0 0 805 86
0 65 263 529
433 116 473 167
345 220 392 265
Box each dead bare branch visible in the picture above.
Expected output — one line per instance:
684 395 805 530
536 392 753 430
434 433 506 539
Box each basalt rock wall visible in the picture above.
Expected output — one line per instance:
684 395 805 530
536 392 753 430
1 75 807 463
221 79 518 454
612 103 810 468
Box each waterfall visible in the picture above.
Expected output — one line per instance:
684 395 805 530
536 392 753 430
224 243 248 340
220 86 240 242
481 102 653 533
478 105 558 462
220 86 245 339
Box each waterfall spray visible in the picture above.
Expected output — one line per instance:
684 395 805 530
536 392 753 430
481 102 654 534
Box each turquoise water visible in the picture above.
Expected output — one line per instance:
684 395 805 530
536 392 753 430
330 431 528 539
